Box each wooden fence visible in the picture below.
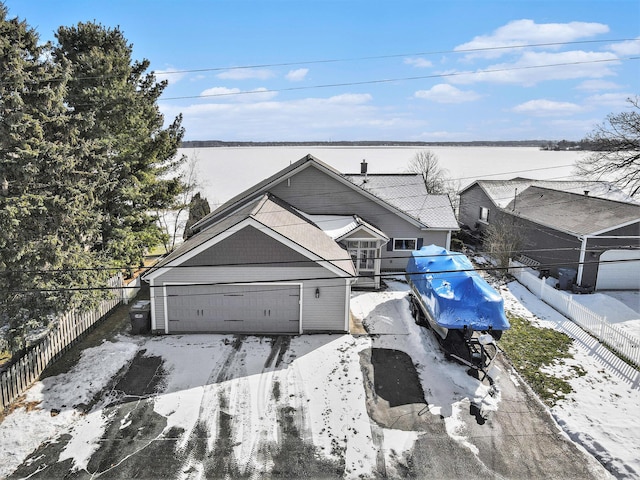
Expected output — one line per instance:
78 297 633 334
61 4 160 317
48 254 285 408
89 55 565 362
509 261 640 367
0 274 138 413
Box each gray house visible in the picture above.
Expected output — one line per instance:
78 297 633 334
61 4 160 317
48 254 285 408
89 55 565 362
143 154 459 334
459 178 640 290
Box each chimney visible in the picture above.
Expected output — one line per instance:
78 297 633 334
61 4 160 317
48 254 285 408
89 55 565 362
360 159 368 175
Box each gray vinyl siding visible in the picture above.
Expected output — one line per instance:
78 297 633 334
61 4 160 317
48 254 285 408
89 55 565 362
151 266 347 333
342 229 377 240
183 225 311 268
382 230 450 271
488 212 639 288
512 216 581 277
270 166 433 270
458 184 495 231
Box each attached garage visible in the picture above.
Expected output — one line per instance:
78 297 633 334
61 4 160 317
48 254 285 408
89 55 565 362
596 250 640 290
166 283 301 334
143 194 356 335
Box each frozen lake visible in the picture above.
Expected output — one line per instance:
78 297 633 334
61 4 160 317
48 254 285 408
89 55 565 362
179 145 585 208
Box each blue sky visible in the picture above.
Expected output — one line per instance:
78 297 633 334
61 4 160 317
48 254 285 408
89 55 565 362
4 0 639 141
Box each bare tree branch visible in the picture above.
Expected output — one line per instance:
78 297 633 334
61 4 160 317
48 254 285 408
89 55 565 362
575 96 640 196
407 150 449 194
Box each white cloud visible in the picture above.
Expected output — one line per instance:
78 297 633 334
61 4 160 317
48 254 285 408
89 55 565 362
414 84 481 103
155 68 187 84
325 93 372 105
455 19 610 59
158 92 417 141
448 50 619 86
201 86 242 97
576 80 622 91
586 92 635 108
286 68 309 81
217 68 275 80
512 99 583 116
608 37 640 56
404 57 433 68
200 86 278 102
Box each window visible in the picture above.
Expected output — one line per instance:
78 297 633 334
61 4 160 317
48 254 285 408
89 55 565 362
393 238 417 251
479 206 490 223
345 240 377 272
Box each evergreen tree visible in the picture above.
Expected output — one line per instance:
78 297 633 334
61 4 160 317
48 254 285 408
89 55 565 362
0 6 109 351
53 22 186 268
183 193 211 240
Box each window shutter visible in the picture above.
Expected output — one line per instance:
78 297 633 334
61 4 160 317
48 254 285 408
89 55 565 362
417 238 424 249
387 239 394 251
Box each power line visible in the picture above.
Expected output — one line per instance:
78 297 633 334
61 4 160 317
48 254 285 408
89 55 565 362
2 257 638 295
0 246 615 276
150 38 639 75
158 56 640 101
2 38 634 87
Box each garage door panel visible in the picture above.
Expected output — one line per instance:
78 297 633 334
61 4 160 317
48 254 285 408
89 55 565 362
596 250 640 290
166 284 300 333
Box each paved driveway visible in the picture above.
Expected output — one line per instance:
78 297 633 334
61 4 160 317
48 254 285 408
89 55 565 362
2 287 611 479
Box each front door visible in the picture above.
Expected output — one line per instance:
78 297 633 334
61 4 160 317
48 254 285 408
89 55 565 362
345 240 380 288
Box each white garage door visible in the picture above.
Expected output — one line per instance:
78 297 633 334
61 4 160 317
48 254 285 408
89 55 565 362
166 283 301 333
596 250 640 290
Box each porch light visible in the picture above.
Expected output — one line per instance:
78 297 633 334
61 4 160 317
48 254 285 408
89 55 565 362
315 288 320 299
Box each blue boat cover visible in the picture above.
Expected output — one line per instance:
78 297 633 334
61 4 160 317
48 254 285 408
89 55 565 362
406 245 510 331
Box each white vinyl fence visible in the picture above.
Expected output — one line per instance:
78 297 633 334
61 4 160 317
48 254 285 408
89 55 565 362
509 261 640 367
0 274 140 413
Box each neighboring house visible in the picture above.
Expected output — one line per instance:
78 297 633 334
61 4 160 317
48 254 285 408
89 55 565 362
142 154 459 334
459 178 640 290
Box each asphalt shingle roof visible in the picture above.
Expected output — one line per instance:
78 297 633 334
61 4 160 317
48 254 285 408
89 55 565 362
506 186 640 235
147 194 355 276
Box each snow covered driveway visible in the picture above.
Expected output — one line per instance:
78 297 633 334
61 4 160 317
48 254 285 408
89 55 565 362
0 281 611 479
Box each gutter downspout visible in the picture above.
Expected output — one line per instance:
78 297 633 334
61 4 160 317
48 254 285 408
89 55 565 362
577 236 588 286
149 278 156 332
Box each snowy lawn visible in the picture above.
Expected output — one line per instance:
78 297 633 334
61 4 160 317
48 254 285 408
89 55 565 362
505 281 640 478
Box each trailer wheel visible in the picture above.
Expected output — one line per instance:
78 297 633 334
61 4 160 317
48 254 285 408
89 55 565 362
490 330 503 341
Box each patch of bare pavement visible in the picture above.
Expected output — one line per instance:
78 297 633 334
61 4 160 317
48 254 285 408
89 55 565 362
360 344 606 479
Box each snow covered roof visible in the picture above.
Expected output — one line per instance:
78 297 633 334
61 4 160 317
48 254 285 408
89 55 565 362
344 173 459 229
466 178 639 208
297 212 389 241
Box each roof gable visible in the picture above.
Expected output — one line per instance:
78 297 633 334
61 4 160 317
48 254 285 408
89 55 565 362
193 154 457 232
144 193 356 280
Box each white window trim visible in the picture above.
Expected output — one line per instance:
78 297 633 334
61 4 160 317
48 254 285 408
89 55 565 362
393 238 418 251
478 206 490 224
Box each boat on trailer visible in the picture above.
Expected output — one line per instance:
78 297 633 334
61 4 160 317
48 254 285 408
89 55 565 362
406 245 510 386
